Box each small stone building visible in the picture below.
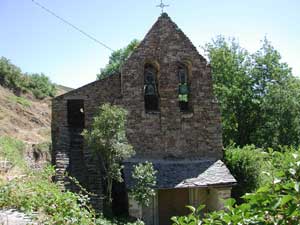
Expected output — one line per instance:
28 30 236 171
52 13 236 225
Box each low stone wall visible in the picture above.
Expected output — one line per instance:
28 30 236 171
0 209 37 225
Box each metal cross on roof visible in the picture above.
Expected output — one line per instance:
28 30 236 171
156 0 169 14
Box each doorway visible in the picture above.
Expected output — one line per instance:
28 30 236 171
67 99 85 128
66 99 87 191
158 188 189 225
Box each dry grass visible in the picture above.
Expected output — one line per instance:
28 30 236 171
0 167 25 185
0 86 51 144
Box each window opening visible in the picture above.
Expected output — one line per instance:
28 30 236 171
178 65 189 112
144 64 159 112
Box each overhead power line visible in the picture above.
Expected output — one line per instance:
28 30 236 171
31 0 114 52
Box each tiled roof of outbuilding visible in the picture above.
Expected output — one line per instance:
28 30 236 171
123 159 236 189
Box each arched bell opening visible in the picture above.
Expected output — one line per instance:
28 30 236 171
144 63 160 112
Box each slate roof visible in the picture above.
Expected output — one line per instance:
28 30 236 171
123 159 237 189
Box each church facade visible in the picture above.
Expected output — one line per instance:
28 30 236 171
52 13 236 225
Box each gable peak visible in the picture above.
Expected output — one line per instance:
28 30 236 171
124 13 207 65
159 12 170 19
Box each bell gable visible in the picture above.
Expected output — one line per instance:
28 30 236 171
121 13 223 159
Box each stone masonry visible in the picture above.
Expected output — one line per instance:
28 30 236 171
121 13 222 159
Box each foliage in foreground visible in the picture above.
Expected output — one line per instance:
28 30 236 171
0 57 56 99
83 103 134 210
172 149 300 225
0 166 96 224
0 166 142 225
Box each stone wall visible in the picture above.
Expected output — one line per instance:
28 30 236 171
189 188 209 212
206 187 232 211
51 74 121 210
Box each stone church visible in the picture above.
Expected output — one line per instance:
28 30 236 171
52 13 236 225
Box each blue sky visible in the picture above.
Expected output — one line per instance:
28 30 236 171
1 0 299 88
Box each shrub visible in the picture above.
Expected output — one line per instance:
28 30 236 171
23 73 56 99
0 57 23 90
0 57 57 99
131 161 157 208
224 144 266 201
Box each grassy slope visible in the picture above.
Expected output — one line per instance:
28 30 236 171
0 85 71 176
0 85 71 144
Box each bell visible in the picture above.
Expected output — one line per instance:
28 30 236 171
145 84 156 96
179 83 188 95
179 94 188 102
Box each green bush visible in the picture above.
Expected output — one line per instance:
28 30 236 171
224 144 266 201
0 136 26 168
131 161 157 208
23 73 56 99
0 57 56 99
0 57 23 90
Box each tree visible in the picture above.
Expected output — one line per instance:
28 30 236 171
97 39 140 79
82 103 135 212
249 38 299 149
204 36 255 146
255 77 300 149
131 161 157 208
204 36 300 149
